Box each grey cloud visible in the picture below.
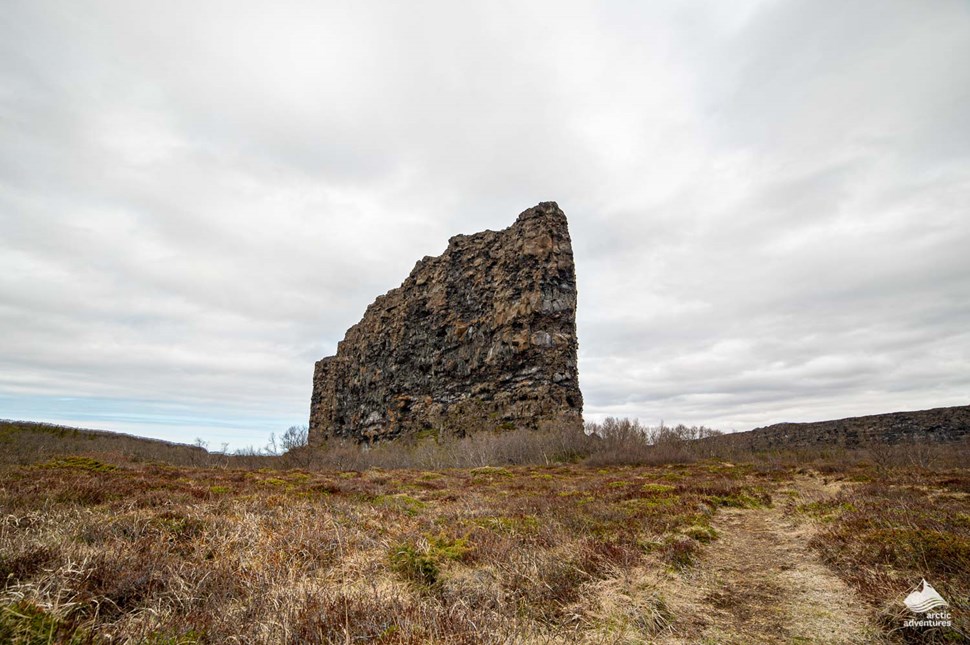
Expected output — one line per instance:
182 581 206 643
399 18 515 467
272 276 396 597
1 0 968 447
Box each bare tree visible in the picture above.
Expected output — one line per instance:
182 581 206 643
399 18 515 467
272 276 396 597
264 432 279 456
280 425 309 452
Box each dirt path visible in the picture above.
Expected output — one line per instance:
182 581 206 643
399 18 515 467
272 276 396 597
654 476 882 644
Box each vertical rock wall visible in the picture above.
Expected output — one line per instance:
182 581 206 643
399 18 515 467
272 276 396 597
309 202 583 444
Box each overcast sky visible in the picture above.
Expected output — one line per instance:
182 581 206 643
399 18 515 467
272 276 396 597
2 0 968 449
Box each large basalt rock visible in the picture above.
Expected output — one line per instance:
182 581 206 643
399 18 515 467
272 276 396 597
309 201 583 445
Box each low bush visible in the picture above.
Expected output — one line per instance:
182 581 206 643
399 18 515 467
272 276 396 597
389 534 473 587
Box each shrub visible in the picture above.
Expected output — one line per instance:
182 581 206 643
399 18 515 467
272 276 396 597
389 543 440 586
388 534 472 587
662 536 700 569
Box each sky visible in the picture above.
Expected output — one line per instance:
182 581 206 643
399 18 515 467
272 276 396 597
2 0 968 449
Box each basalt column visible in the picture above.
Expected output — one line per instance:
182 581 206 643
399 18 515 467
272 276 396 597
309 201 583 445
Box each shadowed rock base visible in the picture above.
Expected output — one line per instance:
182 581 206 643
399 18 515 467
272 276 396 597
309 202 583 445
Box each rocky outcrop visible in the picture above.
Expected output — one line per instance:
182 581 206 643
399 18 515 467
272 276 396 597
309 202 583 445
704 405 970 451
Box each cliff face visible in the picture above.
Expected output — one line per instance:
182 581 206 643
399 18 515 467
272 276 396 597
309 202 583 445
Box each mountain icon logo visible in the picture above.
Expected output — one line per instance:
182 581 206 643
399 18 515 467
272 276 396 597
903 579 949 614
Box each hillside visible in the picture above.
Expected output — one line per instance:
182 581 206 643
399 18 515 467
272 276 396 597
0 420 208 467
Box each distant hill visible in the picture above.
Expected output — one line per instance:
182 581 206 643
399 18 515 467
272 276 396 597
704 404 970 452
0 419 207 467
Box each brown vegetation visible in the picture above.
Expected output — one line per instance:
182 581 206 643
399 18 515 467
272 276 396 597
788 457 970 643
0 418 967 643
1 457 775 643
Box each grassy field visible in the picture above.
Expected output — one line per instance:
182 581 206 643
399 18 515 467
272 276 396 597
0 427 967 643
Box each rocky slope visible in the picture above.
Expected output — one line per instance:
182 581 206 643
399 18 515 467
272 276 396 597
708 404 970 451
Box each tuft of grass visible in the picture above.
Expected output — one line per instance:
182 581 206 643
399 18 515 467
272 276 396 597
150 512 206 542
373 494 427 516
621 497 676 514
469 466 513 478
388 534 472 586
143 630 206 644
0 547 55 584
476 515 539 536
0 601 91 645
796 500 856 521
682 525 719 543
662 536 700 570
39 456 117 472
389 544 440 586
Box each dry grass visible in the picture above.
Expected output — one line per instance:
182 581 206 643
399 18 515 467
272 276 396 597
1 421 967 643
790 469 970 643
655 481 883 645
0 459 778 643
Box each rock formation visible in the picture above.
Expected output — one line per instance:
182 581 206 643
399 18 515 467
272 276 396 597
309 202 583 445
702 404 970 451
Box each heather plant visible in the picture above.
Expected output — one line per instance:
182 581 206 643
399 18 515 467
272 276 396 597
0 459 780 642
1 417 967 642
